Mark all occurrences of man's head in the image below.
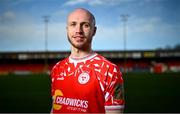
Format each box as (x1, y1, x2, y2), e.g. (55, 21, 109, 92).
(66, 8, 96, 51)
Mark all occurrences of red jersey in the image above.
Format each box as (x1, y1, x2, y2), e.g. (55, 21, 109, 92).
(51, 53, 125, 113)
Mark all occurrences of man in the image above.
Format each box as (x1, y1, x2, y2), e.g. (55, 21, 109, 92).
(51, 8, 125, 113)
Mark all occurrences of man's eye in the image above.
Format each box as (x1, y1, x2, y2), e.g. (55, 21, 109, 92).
(83, 24, 90, 28)
(70, 23, 76, 26)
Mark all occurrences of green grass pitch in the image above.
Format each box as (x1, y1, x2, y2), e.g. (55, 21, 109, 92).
(0, 72, 180, 113)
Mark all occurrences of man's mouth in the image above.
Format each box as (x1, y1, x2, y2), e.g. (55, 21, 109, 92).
(73, 36, 85, 42)
(74, 35, 84, 38)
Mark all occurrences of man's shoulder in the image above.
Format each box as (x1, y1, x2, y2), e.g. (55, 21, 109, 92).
(95, 53, 117, 67)
(51, 57, 69, 77)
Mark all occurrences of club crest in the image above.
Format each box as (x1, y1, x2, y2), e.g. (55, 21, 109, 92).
(78, 72, 90, 84)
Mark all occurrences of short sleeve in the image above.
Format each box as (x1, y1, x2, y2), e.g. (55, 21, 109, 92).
(51, 62, 61, 97)
(104, 65, 125, 112)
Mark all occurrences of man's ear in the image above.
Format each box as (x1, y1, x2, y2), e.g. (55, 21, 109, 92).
(93, 26, 97, 36)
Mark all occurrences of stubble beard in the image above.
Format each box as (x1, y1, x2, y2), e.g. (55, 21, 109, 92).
(67, 35, 92, 51)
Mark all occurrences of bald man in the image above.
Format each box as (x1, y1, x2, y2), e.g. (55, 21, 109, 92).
(51, 8, 125, 113)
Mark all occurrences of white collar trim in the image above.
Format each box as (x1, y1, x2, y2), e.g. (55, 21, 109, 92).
(69, 53, 97, 64)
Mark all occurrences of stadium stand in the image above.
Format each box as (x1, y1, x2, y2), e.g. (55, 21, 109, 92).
(0, 50, 180, 74)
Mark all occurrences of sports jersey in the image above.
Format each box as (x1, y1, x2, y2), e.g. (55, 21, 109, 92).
(51, 53, 125, 113)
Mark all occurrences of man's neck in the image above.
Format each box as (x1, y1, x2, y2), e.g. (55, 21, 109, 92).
(70, 47, 93, 59)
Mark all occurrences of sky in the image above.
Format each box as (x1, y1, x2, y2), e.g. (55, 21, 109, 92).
(0, 0, 180, 52)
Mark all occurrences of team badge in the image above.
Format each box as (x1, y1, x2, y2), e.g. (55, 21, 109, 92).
(78, 72, 90, 84)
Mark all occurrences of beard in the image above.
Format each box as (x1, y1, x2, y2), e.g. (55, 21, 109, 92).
(67, 34, 92, 50)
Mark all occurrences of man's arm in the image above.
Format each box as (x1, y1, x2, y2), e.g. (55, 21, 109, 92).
(104, 65, 125, 113)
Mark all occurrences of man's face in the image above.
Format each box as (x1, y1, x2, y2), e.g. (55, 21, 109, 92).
(66, 9, 96, 50)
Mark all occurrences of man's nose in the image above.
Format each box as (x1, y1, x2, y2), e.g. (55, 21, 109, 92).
(75, 25, 83, 33)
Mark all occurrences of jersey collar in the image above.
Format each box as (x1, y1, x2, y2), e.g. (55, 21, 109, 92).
(69, 52, 97, 64)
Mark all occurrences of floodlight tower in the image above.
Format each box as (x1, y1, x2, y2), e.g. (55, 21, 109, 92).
(121, 14, 129, 76)
(42, 15, 50, 73)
